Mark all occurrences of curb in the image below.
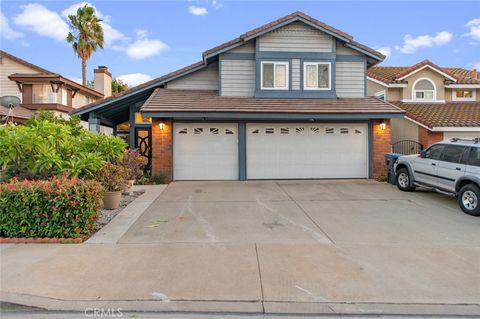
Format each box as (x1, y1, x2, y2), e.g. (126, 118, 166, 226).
(0, 237, 83, 244)
(1, 291, 480, 316)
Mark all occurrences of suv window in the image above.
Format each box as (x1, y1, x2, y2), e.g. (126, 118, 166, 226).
(425, 144, 446, 160)
(468, 147, 480, 167)
(441, 145, 468, 164)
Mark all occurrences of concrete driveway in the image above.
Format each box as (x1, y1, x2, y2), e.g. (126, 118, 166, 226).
(2, 180, 480, 316)
(120, 180, 479, 246)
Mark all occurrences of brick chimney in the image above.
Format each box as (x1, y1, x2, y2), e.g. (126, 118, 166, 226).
(94, 66, 112, 98)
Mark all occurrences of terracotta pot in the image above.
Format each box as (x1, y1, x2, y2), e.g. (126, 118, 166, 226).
(102, 191, 122, 210)
(122, 179, 135, 193)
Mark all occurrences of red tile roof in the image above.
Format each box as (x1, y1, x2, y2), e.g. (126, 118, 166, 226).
(141, 89, 404, 115)
(391, 101, 480, 128)
(369, 60, 480, 85)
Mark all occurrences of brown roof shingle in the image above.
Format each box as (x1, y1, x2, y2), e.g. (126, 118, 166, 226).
(141, 89, 404, 115)
(391, 101, 480, 128)
(368, 60, 480, 85)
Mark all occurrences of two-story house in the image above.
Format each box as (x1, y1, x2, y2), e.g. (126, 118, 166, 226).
(0, 50, 111, 123)
(368, 60, 480, 152)
(73, 12, 404, 181)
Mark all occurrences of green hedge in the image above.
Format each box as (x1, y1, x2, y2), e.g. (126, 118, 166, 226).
(0, 176, 104, 238)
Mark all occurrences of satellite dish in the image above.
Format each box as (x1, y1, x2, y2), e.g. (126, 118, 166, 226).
(0, 96, 21, 109)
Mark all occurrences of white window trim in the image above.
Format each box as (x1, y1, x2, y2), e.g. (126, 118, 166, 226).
(412, 77, 437, 102)
(260, 61, 289, 90)
(374, 90, 387, 101)
(452, 89, 476, 101)
(303, 62, 331, 91)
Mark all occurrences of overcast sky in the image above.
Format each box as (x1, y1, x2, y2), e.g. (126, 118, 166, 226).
(1, 0, 479, 87)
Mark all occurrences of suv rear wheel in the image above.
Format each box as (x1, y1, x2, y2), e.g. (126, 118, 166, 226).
(396, 168, 416, 192)
(458, 184, 480, 216)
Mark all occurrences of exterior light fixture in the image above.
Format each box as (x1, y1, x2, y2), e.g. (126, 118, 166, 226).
(379, 120, 386, 130)
(159, 121, 165, 130)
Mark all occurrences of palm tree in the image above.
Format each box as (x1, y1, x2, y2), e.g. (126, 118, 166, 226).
(67, 5, 104, 86)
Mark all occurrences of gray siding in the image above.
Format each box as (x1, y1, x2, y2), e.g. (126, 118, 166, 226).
(230, 41, 255, 53)
(336, 42, 362, 55)
(258, 22, 332, 52)
(291, 59, 301, 90)
(220, 60, 255, 97)
(167, 62, 218, 90)
(336, 61, 365, 98)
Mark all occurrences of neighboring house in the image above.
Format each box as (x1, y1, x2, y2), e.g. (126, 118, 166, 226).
(73, 11, 404, 181)
(0, 50, 111, 124)
(368, 60, 480, 151)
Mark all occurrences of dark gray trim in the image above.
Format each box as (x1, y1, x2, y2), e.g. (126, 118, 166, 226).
(238, 122, 247, 181)
(220, 53, 255, 60)
(368, 121, 373, 178)
(129, 105, 136, 148)
(336, 55, 366, 62)
(255, 90, 336, 99)
(88, 117, 100, 132)
(141, 111, 404, 120)
(257, 51, 335, 59)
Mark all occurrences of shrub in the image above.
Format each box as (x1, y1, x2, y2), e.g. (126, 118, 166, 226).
(0, 176, 104, 238)
(95, 163, 127, 192)
(136, 171, 167, 185)
(121, 149, 148, 181)
(0, 111, 127, 180)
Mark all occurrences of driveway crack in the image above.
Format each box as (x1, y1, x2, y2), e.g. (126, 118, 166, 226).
(276, 182, 336, 245)
(254, 243, 265, 313)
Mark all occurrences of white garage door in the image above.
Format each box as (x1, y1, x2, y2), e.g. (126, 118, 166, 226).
(173, 123, 238, 180)
(247, 123, 368, 179)
(444, 132, 480, 140)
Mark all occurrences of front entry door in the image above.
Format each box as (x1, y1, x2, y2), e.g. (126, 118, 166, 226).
(135, 127, 152, 170)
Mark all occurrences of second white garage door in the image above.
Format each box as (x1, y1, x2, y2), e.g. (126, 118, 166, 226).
(247, 123, 368, 179)
(173, 123, 238, 180)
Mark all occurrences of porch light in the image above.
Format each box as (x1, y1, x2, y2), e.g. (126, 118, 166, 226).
(159, 121, 165, 130)
(379, 120, 386, 130)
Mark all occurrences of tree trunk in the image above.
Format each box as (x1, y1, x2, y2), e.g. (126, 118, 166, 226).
(82, 58, 87, 86)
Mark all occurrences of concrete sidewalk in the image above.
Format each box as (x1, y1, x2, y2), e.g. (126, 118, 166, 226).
(1, 181, 480, 316)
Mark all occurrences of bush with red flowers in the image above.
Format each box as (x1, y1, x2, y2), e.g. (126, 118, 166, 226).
(0, 175, 104, 238)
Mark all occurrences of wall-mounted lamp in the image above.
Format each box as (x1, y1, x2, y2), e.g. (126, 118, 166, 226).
(379, 120, 386, 131)
(159, 121, 165, 130)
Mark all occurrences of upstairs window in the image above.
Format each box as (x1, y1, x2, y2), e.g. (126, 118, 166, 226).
(303, 62, 330, 90)
(413, 78, 436, 101)
(32, 84, 57, 104)
(374, 90, 386, 101)
(261, 61, 288, 90)
(453, 89, 475, 101)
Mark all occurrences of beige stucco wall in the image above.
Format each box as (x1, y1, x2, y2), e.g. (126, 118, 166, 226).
(367, 80, 402, 101)
(0, 56, 41, 101)
(72, 92, 97, 109)
(391, 117, 419, 144)
(402, 68, 446, 101)
(445, 88, 480, 102)
(366, 80, 386, 97)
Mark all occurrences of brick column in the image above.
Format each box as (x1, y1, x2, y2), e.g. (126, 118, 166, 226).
(372, 119, 391, 179)
(151, 118, 173, 182)
(418, 126, 443, 149)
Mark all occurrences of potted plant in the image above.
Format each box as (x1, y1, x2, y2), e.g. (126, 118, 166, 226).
(121, 149, 148, 192)
(95, 163, 127, 209)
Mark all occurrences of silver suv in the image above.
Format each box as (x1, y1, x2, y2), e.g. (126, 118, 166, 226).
(394, 138, 480, 216)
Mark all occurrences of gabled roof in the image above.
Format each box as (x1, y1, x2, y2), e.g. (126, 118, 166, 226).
(0, 50, 55, 75)
(73, 11, 385, 117)
(203, 11, 384, 61)
(368, 60, 480, 85)
(1, 50, 103, 97)
(392, 101, 480, 129)
(141, 89, 404, 116)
